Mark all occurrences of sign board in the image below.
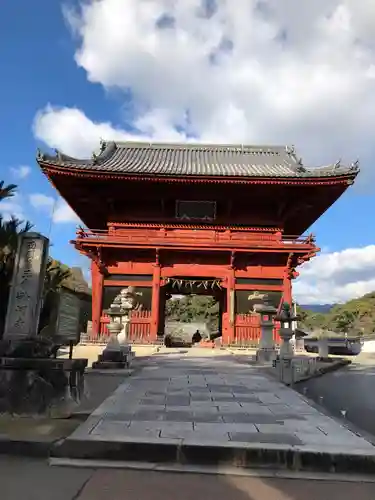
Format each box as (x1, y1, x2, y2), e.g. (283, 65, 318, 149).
(54, 289, 82, 345)
(4, 233, 49, 340)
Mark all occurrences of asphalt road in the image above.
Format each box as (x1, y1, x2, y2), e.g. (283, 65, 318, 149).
(297, 352, 375, 440)
(3, 457, 375, 500)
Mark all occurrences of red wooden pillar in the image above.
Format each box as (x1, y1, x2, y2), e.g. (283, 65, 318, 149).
(91, 261, 104, 338)
(150, 264, 161, 341)
(223, 268, 235, 345)
(283, 272, 292, 306)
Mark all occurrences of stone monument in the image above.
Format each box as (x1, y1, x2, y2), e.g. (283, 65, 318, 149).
(92, 287, 137, 369)
(0, 233, 87, 416)
(3, 232, 49, 340)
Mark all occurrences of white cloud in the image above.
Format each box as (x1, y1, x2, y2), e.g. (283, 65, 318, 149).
(33, 105, 132, 158)
(33, 0, 375, 180)
(294, 245, 375, 304)
(29, 193, 55, 210)
(10, 165, 31, 179)
(29, 193, 80, 224)
(53, 199, 81, 224)
(0, 193, 25, 221)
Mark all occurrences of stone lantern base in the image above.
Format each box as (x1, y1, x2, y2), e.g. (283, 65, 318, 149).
(92, 346, 133, 370)
(92, 323, 134, 370)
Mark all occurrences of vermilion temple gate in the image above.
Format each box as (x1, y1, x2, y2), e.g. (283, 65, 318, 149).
(36, 141, 359, 345)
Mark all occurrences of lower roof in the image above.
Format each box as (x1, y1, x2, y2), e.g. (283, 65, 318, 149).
(37, 141, 360, 180)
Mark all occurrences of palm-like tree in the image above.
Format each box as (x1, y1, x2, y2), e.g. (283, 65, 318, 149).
(0, 181, 17, 201)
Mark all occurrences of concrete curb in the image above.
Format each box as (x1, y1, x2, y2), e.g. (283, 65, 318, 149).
(293, 359, 351, 384)
(50, 437, 375, 475)
(0, 437, 56, 458)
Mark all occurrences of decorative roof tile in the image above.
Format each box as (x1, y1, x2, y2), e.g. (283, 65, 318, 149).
(37, 141, 360, 179)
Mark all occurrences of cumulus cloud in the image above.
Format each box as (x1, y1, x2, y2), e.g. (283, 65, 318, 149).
(10, 165, 31, 179)
(29, 192, 80, 224)
(29, 193, 55, 210)
(34, 0, 375, 172)
(0, 193, 25, 221)
(294, 246, 375, 304)
(53, 199, 81, 224)
(35, 1, 372, 171)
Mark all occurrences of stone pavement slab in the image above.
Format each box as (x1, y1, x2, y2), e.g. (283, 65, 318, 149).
(52, 351, 375, 473)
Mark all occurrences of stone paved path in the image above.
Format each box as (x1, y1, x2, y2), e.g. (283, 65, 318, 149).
(54, 350, 375, 471)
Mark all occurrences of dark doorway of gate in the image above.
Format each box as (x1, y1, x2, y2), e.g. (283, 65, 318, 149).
(161, 277, 224, 347)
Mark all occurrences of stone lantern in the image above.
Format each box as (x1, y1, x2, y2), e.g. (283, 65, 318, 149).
(253, 295, 278, 363)
(92, 287, 137, 369)
(275, 302, 298, 359)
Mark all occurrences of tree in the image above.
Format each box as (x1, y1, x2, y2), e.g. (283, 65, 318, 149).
(165, 295, 219, 331)
(0, 181, 17, 202)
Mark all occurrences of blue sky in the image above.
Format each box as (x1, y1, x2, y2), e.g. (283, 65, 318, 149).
(1, 1, 374, 302)
(1, 0, 119, 271)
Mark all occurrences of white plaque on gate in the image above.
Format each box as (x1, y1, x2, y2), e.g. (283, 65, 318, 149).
(4, 232, 49, 340)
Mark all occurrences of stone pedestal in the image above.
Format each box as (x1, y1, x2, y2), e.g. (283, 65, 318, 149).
(273, 303, 299, 385)
(318, 337, 329, 358)
(254, 303, 277, 364)
(0, 357, 87, 417)
(275, 327, 295, 384)
(92, 320, 133, 369)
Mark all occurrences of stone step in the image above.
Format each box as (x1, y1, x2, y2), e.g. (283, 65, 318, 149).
(91, 361, 129, 369)
(50, 435, 375, 475)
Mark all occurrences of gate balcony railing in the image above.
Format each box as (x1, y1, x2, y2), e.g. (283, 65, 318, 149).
(74, 225, 316, 250)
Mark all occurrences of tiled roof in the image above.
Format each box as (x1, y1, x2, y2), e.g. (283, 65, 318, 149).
(37, 141, 360, 178)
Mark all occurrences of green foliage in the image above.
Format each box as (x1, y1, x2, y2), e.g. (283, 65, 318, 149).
(166, 295, 219, 330)
(299, 292, 375, 336)
(0, 181, 17, 201)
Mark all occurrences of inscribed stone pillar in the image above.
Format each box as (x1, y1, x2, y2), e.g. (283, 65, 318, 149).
(4, 232, 49, 341)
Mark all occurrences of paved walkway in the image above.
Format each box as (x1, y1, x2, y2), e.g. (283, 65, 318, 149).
(53, 350, 375, 472)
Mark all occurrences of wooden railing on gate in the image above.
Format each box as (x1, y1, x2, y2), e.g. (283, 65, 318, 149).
(234, 314, 281, 346)
(98, 310, 152, 343)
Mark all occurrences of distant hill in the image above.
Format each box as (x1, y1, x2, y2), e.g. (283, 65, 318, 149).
(298, 291, 375, 336)
(300, 304, 333, 314)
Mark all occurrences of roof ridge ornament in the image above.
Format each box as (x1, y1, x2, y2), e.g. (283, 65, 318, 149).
(285, 145, 296, 155)
(333, 159, 341, 169)
(36, 148, 44, 161)
(99, 138, 107, 153)
(54, 149, 63, 164)
(350, 159, 360, 171)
